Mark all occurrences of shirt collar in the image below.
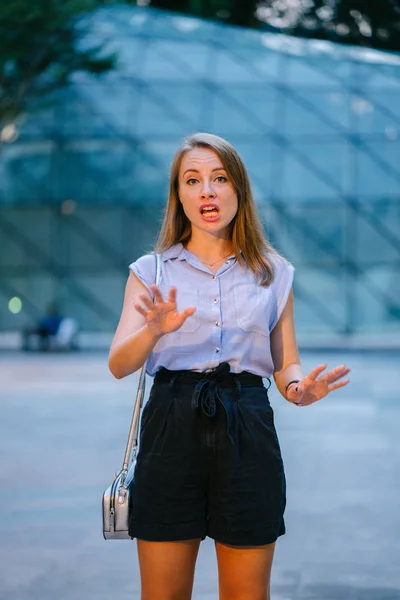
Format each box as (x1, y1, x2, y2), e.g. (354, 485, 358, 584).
(161, 242, 242, 262)
(161, 243, 186, 261)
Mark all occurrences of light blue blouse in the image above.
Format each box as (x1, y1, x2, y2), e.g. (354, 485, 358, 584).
(129, 243, 294, 378)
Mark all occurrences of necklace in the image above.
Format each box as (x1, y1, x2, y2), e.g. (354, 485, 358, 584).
(201, 251, 234, 267)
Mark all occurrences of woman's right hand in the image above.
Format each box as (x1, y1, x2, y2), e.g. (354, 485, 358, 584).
(134, 284, 196, 338)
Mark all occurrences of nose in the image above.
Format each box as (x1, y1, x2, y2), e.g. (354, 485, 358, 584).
(201, 179, 215, 198)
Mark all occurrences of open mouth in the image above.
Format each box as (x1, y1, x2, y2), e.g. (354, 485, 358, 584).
(200, 204, 219, 218)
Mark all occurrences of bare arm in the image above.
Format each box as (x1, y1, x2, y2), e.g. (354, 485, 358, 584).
(108, 272, 162, 379)
(109, 272, 196, 380)
(271, 288, 351, 406)
(271, 289, 304, 400)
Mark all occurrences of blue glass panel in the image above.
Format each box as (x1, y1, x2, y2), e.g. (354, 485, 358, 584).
(356, 64, 400, 90)
(61, 88, 113, 139)
(18, 107, 57, 140)
(356, 142, 400, 195)
(293, 266, 348, 333)
(152, 13, 215, 43)
(137, 83, 200, 135)
(353, 267, 400, 331)
(263, 202, 346, 259)
(0, 208, 54, 266)
(360, 200, 400, 242)
(281, 142, 349, 200)
(285, 56, 343, 87)
(151, 41, 210, 78)
(106, 7, 153, 36)
(134, 141, 175, 202)
(214, 47, 262, 84)
(213, 86, 276, 133)
(303, 55, 352, 83)
(210, 89, 274, 135)
(228, 138, 277, 200)
(75, 82, 141, 138)
(144, 39, 207, 80)
(351, 93, 400, 135)
(238, 48, 281, 81)
(283, 89, 351, 135)
(47, 143, 134, 203)
(108, 36, 146, 77)
(354, 209, 400, 264)
(2, 147, 53, 204)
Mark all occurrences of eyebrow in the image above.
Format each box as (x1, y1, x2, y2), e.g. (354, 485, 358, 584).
(182, 167, 227, 177)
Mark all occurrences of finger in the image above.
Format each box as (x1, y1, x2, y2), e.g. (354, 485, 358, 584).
(183, 306, 196, 317)
(177, 307, 196, 323)
(321, 367, 351, 385)
(307, 364, 327, 381)
(167, 287, 177, 304)
(327, 379, 350, 392)
(138, 294, 154, 310)
(328, 364, 350, 376)
(330, 369, 350, 383)
(133, 303, 148, 317)
(150, 284, 164, 304)
(172, 307, 196, 328)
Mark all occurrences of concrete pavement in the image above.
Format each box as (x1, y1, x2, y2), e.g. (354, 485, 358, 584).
(1, 351, 399, 600)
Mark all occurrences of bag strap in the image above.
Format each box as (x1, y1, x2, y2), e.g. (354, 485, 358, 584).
(120, 253, 162, 475)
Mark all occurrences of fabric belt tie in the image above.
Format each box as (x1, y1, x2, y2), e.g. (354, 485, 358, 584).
(191, 362, 238, 445)
(192, 361, 229, 410)
(155, 362, 267, 446)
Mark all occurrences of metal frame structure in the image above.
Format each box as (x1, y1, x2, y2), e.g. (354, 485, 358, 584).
(0, 6, 399, 337)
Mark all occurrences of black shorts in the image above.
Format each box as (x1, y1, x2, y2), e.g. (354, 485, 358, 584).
(128, 362, 286, 546)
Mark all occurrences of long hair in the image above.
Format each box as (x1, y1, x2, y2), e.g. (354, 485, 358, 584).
(155, 132, 283, 287)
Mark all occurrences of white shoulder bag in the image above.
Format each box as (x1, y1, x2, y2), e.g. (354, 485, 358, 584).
(102, 253, 161, 539)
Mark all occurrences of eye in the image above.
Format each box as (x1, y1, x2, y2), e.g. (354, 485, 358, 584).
(215, 175, 228, 183)
(186, 178, 198, 185)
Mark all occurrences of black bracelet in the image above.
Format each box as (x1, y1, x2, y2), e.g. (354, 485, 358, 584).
(285, 379, 300, 393)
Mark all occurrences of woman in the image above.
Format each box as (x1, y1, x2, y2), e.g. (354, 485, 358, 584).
(109, 132, 350, 600)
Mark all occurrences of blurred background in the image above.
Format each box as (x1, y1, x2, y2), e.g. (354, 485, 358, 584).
(1, 2, 400, 599)
(1, 0, 399, 347)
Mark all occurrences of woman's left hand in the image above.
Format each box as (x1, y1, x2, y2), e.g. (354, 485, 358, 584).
(286, 364, 351, 407)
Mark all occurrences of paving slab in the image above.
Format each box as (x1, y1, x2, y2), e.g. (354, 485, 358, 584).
(0, 351, 399, 600)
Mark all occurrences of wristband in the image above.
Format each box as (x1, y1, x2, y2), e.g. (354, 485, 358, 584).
(285, 379, 300, 393)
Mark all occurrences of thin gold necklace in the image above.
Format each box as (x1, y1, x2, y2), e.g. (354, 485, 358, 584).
(201, 251, 234, 267)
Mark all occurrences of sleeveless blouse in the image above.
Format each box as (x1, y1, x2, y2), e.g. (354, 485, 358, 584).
(129, 243, 294, 378)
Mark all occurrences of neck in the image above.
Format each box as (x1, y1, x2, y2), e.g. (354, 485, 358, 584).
(185, 233, 234, 264)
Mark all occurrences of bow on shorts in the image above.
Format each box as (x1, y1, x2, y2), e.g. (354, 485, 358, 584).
(190, 362, 243, 445)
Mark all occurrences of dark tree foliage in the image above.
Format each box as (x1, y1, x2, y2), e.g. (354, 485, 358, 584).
(0, 0, 116, 127)
(149, 0, 258, 24)
(270, 0, 400, 52)
(145, 0, 400, 52)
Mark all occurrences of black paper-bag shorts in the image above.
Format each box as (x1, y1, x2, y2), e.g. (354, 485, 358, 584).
(128, 362, 286, 546)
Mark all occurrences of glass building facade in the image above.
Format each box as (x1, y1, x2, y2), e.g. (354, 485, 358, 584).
(0, 5, 399, 340)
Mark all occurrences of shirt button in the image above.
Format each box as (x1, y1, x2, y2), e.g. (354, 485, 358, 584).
(212, 275, 217, 280)
(215, 348, 220, 353)
(215, 321, 220, 327)
(213, 298, 219, 304)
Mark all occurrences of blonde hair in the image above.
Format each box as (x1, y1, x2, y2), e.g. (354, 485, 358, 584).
(155, 132, 282, 287)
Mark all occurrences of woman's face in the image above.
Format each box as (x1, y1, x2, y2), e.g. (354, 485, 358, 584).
(178, 147, 238, 238)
